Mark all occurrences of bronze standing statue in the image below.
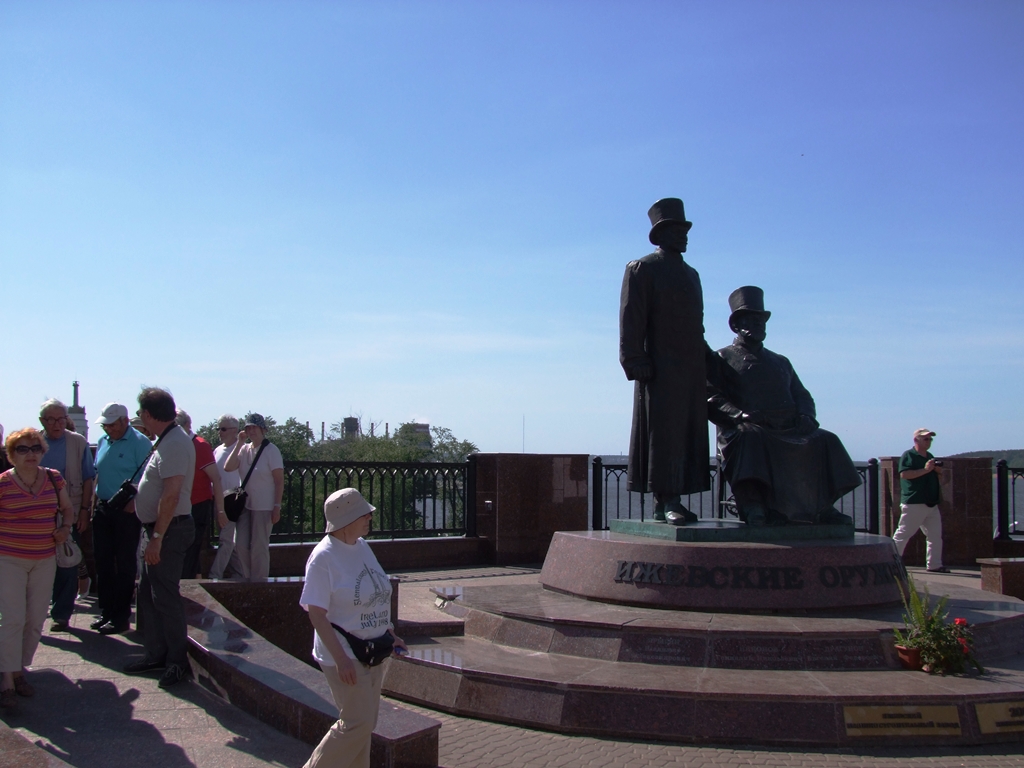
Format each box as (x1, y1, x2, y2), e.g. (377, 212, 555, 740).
(619, 199, 710, 525)
(708, 286, 861, 526)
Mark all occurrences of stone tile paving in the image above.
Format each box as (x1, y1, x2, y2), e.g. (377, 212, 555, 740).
(390, 564, 1024, 768)
(394, 697, 1024, 768)
(1, 593, 310, 768)
(5, 567, 1022, 768)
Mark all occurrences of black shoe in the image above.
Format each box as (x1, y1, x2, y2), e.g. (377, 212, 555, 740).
(124, 658, 165, 674)
(158, 663, 192, 688)
(665, 502, 698, 526)
(742, 503, 768, 527)
(927, 566, 951, 573)
(50, 620, 70, 632)
(818, 508, 853, 526)
(90, 617, 111, 631)
(98, 622, 130, 635)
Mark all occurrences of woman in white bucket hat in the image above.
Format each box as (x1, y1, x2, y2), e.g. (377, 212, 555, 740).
(299, 488, 407, 768)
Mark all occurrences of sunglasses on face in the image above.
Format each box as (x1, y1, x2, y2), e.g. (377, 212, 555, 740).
(219, 426, 238, 432)
(14, 445, 46, 455)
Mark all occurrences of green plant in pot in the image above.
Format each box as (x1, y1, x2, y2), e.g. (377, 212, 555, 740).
(893, 575, 985, 675)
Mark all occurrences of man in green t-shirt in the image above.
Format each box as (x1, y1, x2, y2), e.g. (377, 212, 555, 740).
(893, 428, 948, 572)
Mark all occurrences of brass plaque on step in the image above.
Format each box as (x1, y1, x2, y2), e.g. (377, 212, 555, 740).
(976, 702, 1024, 734)
(843, 705, 961, 737)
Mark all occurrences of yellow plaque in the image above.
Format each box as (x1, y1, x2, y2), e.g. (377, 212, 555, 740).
(844, 705, 961, 737)
(976, 702, 1024, 734)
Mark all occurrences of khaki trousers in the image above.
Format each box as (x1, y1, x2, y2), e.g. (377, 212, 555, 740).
(893, 503, 944, 570)
(235, 508, 273, 581)
(304, 661, 383, 768)
(0, 555, 57, 673)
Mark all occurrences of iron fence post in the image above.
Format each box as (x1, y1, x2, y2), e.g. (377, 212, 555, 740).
(592, 456, 603, 531)
(466, 454, 478, 538)
(996, 459, 1010, 540)
(867, 458, 879, 535)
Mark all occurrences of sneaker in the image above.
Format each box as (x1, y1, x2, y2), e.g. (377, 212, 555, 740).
(158, 663, 192, 689)
(124, 658, 165, 674)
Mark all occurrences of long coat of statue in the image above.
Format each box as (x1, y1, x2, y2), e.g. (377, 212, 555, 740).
(619, 249, 710, 496)
(708, 340, 862, 522)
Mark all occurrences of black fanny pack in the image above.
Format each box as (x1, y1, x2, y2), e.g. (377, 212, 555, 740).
(330, 622, 394, 667)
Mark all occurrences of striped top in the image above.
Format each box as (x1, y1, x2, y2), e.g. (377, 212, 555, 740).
(0, 468, 63, 559)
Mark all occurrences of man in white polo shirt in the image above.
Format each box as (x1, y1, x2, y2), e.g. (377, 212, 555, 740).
(209, 414, 243, 580)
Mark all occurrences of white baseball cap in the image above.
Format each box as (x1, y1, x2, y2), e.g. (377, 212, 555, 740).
(325, 488, 376, 533)
(95, 403, 129, 425)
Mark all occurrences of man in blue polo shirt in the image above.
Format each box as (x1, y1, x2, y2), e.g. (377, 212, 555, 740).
(92, 403, 153, 634)
(39, 398, 96, 631)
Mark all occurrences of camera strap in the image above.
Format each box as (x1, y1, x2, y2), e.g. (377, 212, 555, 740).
(238, 440, 269, 491)
(127, 422, 178, 484)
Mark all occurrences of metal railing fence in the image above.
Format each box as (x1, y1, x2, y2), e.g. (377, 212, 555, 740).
(995, 460, 1024, 539)
(267, 460, 474, 543)
(592, 457, 880, 533)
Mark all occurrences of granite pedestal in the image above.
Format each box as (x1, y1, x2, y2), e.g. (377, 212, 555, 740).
(540, 529, 907, 611)
(382, 577, 1024, 747)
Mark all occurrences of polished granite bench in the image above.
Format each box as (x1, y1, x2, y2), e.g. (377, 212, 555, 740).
(978, 557, 1024, 600)
(182, 581, 440, 768)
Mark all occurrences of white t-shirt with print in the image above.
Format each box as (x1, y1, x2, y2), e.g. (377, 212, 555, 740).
(236, 441, 284, 510)
(300, 535, 393, 665)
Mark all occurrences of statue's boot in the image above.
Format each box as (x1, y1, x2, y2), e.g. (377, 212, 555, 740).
(766, 508, 789, 527)
(652, 501, 667, 523)
(741, 502, 769, 527)
(817, 507, 853, 526)
(665, 500, 698, 526)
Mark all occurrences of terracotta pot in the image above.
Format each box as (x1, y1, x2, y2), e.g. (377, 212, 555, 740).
(895, 645, 923, 670)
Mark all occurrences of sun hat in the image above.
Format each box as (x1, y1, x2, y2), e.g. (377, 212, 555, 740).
(325, 488, 376, 533)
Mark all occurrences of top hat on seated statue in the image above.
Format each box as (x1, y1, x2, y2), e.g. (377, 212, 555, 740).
(728, 286, 771, 329)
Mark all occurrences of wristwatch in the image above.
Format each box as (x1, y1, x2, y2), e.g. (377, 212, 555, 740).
(151, 531, 162, 540)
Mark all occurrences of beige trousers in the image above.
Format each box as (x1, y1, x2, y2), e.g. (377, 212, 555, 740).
(0, 555, 57, 672)
(234, 508, 273, 581)
(304, 661, 383, 768)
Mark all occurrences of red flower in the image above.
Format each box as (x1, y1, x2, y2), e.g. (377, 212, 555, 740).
(954, 618, 968, 626)
(958, 638, 970, 654)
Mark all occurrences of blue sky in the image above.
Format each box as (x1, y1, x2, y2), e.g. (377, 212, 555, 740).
(2, 1, 1022, 460)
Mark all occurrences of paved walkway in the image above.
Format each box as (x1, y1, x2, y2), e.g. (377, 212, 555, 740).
(3, 593, 310, 768)
(3, 567, 1023, 768)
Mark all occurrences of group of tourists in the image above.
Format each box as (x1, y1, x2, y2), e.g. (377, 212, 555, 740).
(0, 389, 286, 713)
(1, 388, 397, 768)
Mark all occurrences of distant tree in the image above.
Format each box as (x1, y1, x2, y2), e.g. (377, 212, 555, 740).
(196, 420, 220, 448)
(197, 415, 315, 461)
(428, 426, 478, 462)
(266, 417, 316, 462)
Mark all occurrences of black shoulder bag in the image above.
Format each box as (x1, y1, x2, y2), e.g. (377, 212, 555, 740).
(224, 439, 268, 522)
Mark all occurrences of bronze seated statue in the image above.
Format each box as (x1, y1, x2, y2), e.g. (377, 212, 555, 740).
(708, 286, 862, 527)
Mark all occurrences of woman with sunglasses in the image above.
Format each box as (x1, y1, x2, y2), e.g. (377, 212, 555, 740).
(0, 428, 73, 713)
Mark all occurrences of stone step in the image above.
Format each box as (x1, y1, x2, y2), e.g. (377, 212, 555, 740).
(383, 633, 1024, 747)
(433, 582, 1024, 671)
